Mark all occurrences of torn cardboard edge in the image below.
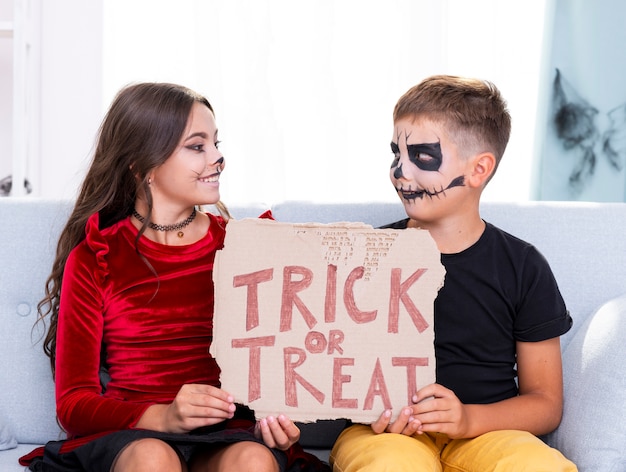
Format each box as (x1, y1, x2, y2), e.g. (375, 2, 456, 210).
(211, 218, 445, 423)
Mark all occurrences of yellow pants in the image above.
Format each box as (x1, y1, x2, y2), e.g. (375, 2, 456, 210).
(330, 425, 577, 472)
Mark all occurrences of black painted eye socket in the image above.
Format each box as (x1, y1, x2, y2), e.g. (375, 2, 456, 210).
(391, 155, 400, 169)
(407, 143, 442, 172)
(411, 152, 440, 171)
(390, 142, 401, 169)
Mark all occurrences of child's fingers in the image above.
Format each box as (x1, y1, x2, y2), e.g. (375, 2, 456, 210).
(370, 409, 393, 434)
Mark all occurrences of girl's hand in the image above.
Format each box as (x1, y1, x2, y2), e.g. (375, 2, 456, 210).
(139, 384, 236, 433)
(255, 414, 301, 450)
(409, 383, 469, 439)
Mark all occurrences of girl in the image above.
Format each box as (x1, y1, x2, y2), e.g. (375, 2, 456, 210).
(22, 83, 326, 472)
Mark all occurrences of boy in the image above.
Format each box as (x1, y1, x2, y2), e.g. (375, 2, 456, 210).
(329, 76, 577, 471)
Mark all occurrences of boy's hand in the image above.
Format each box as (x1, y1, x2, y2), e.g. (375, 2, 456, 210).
(370, 407, 421, 436)
(255, 414, 300, 450)
(370, 383, 469, 438)
(409, 383, 469, 439)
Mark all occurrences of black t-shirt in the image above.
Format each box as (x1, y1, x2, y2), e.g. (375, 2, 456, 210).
(380, 219, 573, 404)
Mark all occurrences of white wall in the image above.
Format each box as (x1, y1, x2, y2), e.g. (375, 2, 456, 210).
(102, 0, 547, 206)
(5, 1, 548, 204)
(1, 0, 103, 198)
(38, 0, 103, 199)
(0, 0, 14, 183)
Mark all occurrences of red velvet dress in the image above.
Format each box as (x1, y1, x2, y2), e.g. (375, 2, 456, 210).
(56, 212, 225, 437)
(21, 212, 327, 471)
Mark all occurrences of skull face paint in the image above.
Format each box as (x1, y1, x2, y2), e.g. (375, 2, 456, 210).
(391, 141, 443, 173)
(390, 127, 465, 201)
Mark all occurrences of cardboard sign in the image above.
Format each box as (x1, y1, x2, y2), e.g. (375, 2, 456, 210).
(211, 218, 445, 423)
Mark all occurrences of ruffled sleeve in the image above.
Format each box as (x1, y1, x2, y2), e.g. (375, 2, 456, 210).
(84, 212, 110, 285)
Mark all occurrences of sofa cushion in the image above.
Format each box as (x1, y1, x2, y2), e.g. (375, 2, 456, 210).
(0, 412, 17, 451)
(0, 443, 43, 471)
(0, 198, 70, 444)
(546, 293, 626, 470)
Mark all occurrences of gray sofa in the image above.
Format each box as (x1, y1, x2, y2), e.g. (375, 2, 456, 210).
(1, 198, 625, 471)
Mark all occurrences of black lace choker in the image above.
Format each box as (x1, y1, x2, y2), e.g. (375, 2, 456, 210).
(132, 208, 197, 238)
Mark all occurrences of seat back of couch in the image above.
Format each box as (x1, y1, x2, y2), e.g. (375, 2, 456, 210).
(2, 197, 626, 447)
(0, 198, 72, 444)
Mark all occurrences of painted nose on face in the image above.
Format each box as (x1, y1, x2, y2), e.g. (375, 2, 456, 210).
(392, 151, 413, 180)
(210, 157, 225, 174)
(393, 162, 404, 180)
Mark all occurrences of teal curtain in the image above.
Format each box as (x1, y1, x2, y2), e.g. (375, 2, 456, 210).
(537, 0, 626, 202)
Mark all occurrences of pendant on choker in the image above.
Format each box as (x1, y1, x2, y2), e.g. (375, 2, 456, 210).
(132, 208, 197, 238)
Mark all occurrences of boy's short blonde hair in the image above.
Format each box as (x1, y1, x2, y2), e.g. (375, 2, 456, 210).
(394, 75, 511, 170)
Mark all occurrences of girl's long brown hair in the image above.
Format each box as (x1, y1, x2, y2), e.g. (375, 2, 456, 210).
(37, 83, 229, 375)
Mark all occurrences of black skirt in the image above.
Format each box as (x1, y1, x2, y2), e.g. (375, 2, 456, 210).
(26, 406, 329, 472)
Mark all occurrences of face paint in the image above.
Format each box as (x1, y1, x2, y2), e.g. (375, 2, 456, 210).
(214, 157, 225, 174)
(398, 175, 465, 201)
(390, 141, 443, 178)
(407, 142, 442, 171)
(390, 126, 465, 201)
(390, 142, 403, 178)
(390, 138, 442, 173)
